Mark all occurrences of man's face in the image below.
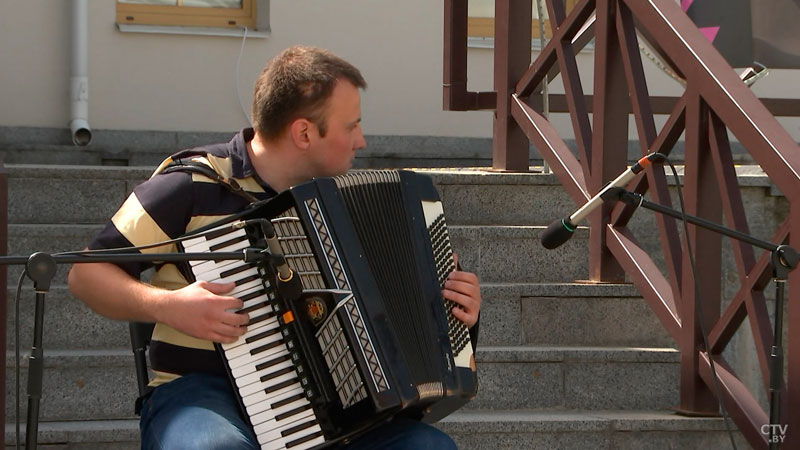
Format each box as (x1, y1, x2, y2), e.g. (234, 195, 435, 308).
(307, 80, 366, 177)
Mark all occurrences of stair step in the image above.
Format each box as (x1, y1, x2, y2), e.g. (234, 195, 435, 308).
(6, 165, 148, 225)
(3, 410, 746, 450)
(7, 286, 130, 351)
(480, 283, 674, 347)
(437, 409, 747, 449)
(8, 224, 590, 285)
(5, 350, 138, 422)
(4, 419, 139, 449)
(7, 282, 672, 352)
(471, 346, 679, 411)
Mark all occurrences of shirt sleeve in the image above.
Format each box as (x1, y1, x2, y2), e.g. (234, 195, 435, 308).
(88, 171, 194, 278)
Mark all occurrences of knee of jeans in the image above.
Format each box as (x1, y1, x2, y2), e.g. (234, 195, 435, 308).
(400, 422, 457, 450)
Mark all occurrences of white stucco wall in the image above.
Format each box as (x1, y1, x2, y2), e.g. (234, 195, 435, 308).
(0, 1, 798, 140)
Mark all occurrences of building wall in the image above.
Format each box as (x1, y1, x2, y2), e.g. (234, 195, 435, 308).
(0, 1, 798, 141)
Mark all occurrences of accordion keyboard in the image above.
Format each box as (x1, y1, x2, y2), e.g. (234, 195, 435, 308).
(182, 224, 326, 450)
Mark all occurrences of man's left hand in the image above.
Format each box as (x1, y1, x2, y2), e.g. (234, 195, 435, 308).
(443, 253, 481, 328)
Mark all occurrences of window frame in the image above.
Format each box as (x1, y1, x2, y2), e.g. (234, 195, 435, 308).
(467, 0, 578, 40)
(116, 0, 257, 29)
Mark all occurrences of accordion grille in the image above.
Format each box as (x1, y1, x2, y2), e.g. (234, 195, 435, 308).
(334, 171, 440, 384)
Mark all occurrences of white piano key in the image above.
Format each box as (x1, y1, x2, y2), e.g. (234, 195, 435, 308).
(221, 318, 276, 353)
(224, 321, 281, 360)
(230, 346, 289, 376)
(183, 227, 247, 252)
(244, 385, 304, 417)
(230, 277, 265, 295)
(249, 395, 310, 427)
(191, 239, 251, 273)
(288, 434, 326, 450)
(254, 409, 316, 444)
(242, 382, 300, 410)
(261, 421, 323, 450)
(195, 265, 259, 284)
(235, 358, 294, 393)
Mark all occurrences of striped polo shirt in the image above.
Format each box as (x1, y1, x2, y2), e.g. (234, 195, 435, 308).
(89, 128, 277, 387)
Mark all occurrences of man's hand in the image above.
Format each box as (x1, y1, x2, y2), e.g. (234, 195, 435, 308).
(158, 281, 249, 344)
(443, 254, 481, 327)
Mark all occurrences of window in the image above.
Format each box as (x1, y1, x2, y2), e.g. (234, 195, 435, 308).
(116, 0, 257, 29)
(468, 0, 578, 39)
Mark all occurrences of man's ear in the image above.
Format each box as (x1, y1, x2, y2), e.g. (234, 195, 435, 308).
(289, 118, 312, 149)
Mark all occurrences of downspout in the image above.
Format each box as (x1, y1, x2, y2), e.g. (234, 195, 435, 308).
(70, 0, 91, 146)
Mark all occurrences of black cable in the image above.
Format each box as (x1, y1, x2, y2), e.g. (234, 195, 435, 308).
(52, 219, 255, 257)
(662, 155, 738, 450)
(15, 268, 26, 450)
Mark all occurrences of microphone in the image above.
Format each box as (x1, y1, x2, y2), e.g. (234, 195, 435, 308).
(540, 153, 664, 249)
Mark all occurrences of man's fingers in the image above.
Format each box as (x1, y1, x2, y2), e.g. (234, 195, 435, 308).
(199, 280, 236, 295)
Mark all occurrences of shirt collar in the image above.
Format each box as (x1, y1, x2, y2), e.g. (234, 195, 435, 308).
(230, 127, 276, 195)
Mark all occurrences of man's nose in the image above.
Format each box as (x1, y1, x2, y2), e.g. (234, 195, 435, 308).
(354, 129, 366, 150)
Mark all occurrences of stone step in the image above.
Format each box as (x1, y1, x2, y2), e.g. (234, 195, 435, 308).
(479, 283, 674, 348)
(7, 224, 102, 286)
(471, 346, 679, 412)
(3, 410, 746, 450)
(7, 282, 673, 352)
(5, 350, 138, 422)
(438, 409, 747, 449)
(4, 419, 139, 450)
(6, 165, 148, 225)
(7, 223, 590, 285)
(7, 286, 130, 351)
(6, 345, 680, 422)
(5, 164, 781, 227)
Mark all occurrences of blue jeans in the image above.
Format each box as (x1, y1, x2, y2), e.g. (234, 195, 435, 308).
(139, 373, 456, 450)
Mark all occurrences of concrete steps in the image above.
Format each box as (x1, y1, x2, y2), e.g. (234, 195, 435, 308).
(3, 410, 749, 450)
(3, 164, 770, 448)
(439, 410, 748, 449)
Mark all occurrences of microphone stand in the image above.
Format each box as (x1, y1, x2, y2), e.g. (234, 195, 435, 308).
(2, 247, 288, 450)
(610, 187, 796, 449)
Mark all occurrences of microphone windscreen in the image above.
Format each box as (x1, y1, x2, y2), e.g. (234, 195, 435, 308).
(540, 219, 574, 249)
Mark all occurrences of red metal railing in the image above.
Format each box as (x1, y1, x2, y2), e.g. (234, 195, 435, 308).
(0, 162, 7, 430)
(444, 0, 800, 448)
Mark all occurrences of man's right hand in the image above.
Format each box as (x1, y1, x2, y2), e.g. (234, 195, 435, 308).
(68, 262, 250, 344)
(158, 281, 250, 344)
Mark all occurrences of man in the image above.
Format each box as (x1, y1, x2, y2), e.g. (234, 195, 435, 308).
(68, 45, 481, 450)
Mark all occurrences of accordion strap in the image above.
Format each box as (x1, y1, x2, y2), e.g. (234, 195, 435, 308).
(161, 158, 260, 204)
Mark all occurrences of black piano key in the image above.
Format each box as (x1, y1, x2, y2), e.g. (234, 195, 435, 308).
(220, 262, 255, 279)
(265, 377, 299, 394)
(246, 310, 277, 328)
(246, 324, 281, 345)
(260, 366, 295, 383)
(255, 354, 291, 372)
(287, 430, 324, 449)
(281, 419, 317, 437)
(275, 403, 313, 422)
(240, 289, 266, 302)
(209, 234, 248, 252)
(234, 273, 262, 286)
(240, 300, 270, 315)
(250, 338, 284, 356)
(271, 393, 305, 410)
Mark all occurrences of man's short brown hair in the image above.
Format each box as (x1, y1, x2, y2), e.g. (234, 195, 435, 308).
(252, 46, 367, 140)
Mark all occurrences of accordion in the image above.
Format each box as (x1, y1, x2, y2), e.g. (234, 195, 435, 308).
(178, 170, 477, 449)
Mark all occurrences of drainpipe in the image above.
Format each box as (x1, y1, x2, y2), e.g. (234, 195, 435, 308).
(70, 0, 91, 146)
